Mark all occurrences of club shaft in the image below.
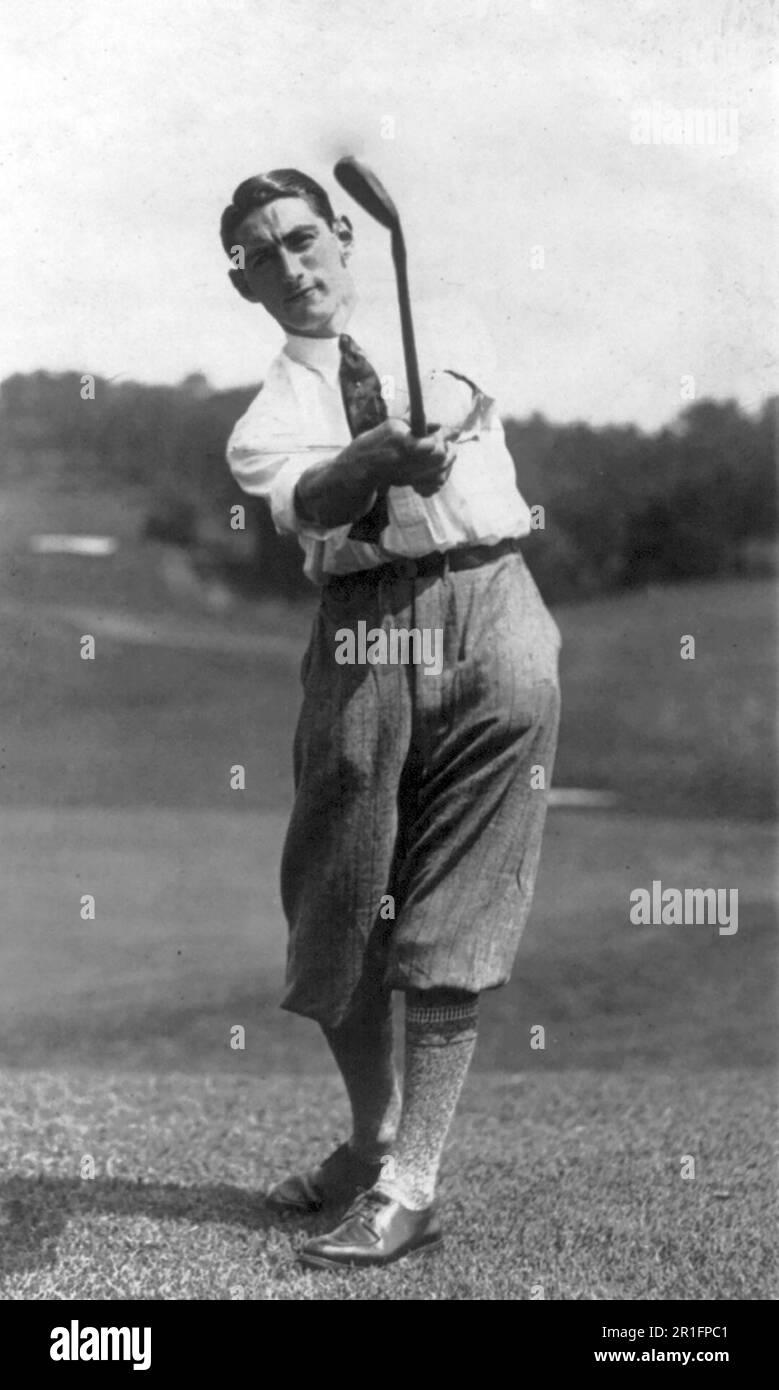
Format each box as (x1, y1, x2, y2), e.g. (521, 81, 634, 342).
(391, 229, 426, 437)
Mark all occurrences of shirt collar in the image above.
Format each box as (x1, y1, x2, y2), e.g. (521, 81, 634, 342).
(283, 311, 371, 387)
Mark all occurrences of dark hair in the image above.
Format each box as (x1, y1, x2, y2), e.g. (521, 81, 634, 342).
(220, 168, 336, 256)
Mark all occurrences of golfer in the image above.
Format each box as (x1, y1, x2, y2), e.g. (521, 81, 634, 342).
(222, 167, 561, 1268)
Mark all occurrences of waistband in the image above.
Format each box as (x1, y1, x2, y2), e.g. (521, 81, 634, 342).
(323, 536, 524, 591)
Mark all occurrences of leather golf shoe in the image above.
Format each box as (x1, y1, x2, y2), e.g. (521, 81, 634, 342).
(265, 1142, 389, 1216)
(298, 1187, 444, 1268)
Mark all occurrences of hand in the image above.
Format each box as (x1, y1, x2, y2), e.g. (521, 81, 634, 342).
(406, 425, 457, 498)
(294, 419, 456, 532)
(355, 419, 455, 497)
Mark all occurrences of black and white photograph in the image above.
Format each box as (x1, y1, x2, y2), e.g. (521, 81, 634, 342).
(1, 0, 776, 1329)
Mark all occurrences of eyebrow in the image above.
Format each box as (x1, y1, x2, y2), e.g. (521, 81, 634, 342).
(245, 223, 320, 251)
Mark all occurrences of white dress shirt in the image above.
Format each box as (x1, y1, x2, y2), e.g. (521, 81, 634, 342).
(226, 299, 532, 585)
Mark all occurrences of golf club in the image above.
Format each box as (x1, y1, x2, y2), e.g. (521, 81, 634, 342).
(333, 156, 427, 437)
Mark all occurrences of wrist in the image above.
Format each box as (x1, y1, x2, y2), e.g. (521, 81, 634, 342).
(341, 438, 387, 491)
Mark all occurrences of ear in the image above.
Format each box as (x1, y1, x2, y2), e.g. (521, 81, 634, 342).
(335, 214, 354, 260)
(228, 268, 260, 302)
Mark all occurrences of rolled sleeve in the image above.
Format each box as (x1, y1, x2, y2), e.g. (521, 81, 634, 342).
(269, 453, 354, 545)
(227, 431, 353, 544)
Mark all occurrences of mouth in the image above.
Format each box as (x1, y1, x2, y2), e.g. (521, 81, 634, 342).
(285, 286, 318, 305)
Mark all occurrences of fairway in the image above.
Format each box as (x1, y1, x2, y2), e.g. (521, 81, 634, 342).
(0, 805, 774, 1075)
(0, 524, 775, 1299)
(1, 508, 775, 823)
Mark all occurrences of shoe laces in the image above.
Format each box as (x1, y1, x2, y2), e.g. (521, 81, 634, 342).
(346, 1188, 392, 1229)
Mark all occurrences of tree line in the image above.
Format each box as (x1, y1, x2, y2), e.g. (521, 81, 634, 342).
(1, 370, 775, 602)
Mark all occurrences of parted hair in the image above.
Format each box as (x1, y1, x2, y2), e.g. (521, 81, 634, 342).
(219, 169, 336, 256)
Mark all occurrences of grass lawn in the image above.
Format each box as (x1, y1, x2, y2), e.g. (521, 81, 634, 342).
(0, 496, 775, 1299)
(0, 1068, 774, 1301)
(1, 496, 775, 823)
(0, 806, 774, 1075)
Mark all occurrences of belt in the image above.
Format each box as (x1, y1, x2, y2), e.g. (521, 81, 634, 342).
(324, 536, 523, 590)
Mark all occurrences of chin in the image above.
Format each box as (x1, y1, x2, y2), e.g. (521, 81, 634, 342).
(289, 307, 337, 336)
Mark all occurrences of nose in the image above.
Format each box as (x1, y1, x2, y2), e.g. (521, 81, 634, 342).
(278, 246, 304, 287)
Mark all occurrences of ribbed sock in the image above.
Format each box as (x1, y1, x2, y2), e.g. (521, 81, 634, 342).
(375, 988, 479, 1210)
(322, 990, 402, 1161)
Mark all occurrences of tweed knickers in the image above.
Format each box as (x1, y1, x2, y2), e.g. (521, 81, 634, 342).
(280, 547, 561, 1028)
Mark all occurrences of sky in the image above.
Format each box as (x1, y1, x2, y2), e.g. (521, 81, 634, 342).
(1, 0, 775, 428)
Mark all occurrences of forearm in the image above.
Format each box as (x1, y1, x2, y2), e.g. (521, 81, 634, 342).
(291, 418, 454, 529)
(293, 441, 381, 529)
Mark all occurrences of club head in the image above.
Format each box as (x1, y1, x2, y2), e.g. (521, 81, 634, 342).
(333, 156, 401, 232)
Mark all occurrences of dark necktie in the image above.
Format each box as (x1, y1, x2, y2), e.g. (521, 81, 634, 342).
(338, 333, 389, 544)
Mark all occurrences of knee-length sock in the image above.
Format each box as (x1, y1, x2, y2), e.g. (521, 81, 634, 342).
(322, 990, 402, 1162)
(375, 988, 479, 1210)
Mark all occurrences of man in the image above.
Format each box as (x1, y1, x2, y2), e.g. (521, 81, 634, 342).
(221, 167, 561, 1269)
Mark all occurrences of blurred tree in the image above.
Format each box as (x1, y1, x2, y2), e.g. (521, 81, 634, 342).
(1, 373, 774, 602)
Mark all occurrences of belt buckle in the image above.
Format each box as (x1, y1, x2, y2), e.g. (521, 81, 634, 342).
(395, 557, 418, 580)
(379, 552, 417, 580)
